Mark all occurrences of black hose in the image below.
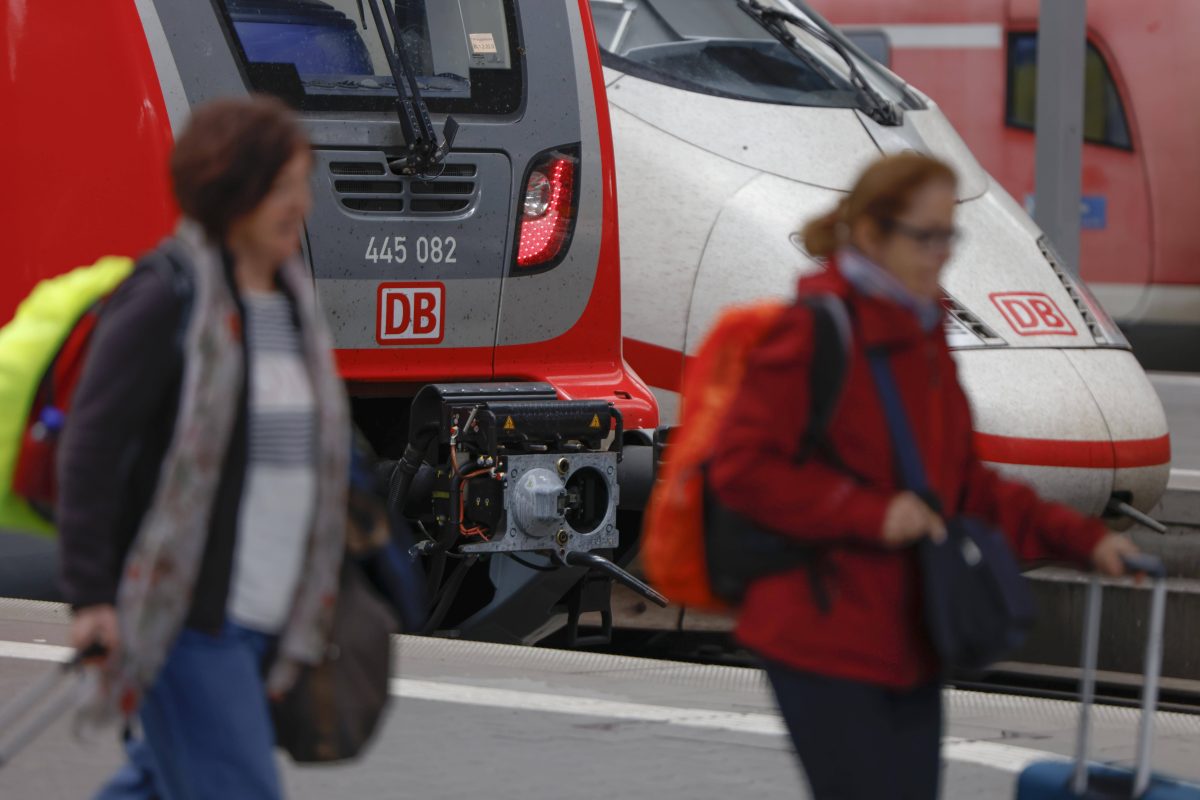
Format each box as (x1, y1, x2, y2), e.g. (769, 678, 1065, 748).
(425, 469, 458, 605)
(426, 459, 485, 598)
(609, 405, 625, 462)
(425, 550, 448, 606)
(422, 555, 477, 633)
(387, 425, 440, 602)
(387, 430, 437, 514)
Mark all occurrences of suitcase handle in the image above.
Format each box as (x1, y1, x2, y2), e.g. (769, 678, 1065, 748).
(1119, 553, 1167, 579)
(1072, 554, 1167, 797)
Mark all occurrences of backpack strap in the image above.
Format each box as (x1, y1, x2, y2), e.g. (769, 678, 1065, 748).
(793, 294, 852, 614)
(796, 293, 851, 461)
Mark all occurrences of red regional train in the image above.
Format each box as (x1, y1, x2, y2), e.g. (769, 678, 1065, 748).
(808, 0, 1200, 371)
(1, 0, 663, 644)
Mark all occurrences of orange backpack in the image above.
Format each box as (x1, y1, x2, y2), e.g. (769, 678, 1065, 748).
(641, 295, 848, 611)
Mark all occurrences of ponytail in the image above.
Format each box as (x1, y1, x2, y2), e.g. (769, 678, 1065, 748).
(801, 201, 847, 260)
(796, 154, 957, 261)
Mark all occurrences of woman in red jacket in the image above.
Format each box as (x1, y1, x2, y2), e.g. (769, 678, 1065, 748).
(708, 153, 1138, 799)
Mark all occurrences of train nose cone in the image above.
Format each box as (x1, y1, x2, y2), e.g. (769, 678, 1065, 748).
(953, 348, 1170, 520)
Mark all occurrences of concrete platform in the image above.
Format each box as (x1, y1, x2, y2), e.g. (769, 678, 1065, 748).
(1151, 373, 1199, 475)
(0, 599, 1198, 799)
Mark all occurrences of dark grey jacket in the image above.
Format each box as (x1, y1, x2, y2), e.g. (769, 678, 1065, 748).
(57, 249, 253, 633)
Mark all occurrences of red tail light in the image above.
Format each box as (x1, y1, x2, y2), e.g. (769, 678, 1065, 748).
(514, 148, 579, 271)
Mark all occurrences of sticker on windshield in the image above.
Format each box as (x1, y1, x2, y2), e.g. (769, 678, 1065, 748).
(469, 33, 497, 55)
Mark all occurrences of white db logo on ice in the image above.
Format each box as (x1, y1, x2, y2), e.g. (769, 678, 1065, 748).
(376, 282, 445, 345)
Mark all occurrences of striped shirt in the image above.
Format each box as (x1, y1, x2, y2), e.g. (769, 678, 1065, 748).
(227, 291, 317, 633)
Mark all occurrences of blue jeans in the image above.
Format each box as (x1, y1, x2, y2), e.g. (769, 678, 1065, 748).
(94, 622, 283, 800)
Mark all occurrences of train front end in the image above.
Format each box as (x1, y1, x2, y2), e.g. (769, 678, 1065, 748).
(595, 0, 1170, 523)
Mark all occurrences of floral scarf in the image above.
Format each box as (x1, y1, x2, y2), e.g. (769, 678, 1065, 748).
(82, 220, 349, 723)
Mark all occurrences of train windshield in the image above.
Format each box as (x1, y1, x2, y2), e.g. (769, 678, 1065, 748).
(590, 0, 919, 112)
(219, 0, 521, 115)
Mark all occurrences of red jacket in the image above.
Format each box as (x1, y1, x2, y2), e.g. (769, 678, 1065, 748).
(709, 260, 1106, 689)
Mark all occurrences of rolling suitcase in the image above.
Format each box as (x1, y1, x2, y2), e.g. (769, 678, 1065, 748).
(0, 645, 102, 768)
(1016, 554, 1200, 798)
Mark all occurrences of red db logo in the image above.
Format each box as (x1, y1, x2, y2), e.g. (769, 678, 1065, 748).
(376, 282, 445, 345)
(989, 292, 1077, 337)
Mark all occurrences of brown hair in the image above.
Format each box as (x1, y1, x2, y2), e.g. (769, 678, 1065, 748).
(170, 95, 310, 242)
(801, 153, 958, 259)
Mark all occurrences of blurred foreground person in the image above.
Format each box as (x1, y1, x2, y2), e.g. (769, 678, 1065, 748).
(708, 153, 1138, 799)
(57, 96, 350, 799)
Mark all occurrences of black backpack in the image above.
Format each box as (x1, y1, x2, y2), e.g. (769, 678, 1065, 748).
(703, 294, 851, 609)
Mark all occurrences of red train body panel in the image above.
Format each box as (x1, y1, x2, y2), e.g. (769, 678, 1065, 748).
(807, 0, 1200, 368)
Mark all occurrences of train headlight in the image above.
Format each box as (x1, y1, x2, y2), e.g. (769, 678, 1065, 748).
(1038, 236, 1130, 348)
(523, 171, 553, 218)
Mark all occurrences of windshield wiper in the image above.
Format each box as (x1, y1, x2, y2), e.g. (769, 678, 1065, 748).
(736, 0, 902, 126)
(361, 0, 459, 175)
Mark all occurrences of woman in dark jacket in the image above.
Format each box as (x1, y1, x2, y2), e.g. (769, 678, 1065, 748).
(59, 96, 350, 799)
(708, 153, 1139, 800)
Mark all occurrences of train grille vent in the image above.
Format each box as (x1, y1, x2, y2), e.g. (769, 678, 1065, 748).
(1038, 240, 1107, 343)
(942, 293, 1006, 346)
(328, 160, 479, 216)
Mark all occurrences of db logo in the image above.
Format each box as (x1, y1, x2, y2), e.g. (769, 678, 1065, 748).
(989, 292, 1077, 337)
(376, 282, 445, 345)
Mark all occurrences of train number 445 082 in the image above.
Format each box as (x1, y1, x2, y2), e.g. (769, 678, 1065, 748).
(364, 235, 457, 265)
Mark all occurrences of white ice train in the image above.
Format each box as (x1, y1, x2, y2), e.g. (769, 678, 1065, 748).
(589, 0, 1171, 522)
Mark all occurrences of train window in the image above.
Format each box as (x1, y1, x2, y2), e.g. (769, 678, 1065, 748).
(1006, 33, 1132, 150)
(218, 0, 522, 115)
(589, 0, 919, 111)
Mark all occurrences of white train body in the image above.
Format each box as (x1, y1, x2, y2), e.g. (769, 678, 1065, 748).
(593, 0, 1170, 518)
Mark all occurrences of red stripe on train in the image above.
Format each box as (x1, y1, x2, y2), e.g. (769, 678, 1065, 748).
(624, 337, 1171, 470)
(973, 432, 1171, 470)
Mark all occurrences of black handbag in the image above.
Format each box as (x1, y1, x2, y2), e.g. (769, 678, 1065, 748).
(867, 347, 1035, 671)
(271, 558, 398, 763)
(271, 435, 408, 763)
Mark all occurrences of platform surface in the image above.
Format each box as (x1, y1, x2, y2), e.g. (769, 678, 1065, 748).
(0, 599, 1198, 799)
(1151, 373, 1199, 476)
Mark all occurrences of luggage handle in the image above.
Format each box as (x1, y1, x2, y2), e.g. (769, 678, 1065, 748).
(1072, 554, 1167, 797)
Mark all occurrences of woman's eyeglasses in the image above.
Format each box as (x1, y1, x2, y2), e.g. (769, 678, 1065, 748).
(887, 220, 961, 249)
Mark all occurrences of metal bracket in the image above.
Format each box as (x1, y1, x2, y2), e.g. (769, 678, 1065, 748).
(556, 550, 668, 608)
(1106, 497, 1168, 534)
(562, 579, 615, 648)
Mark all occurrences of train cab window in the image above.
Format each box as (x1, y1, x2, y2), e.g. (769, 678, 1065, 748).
(1006, 33, 1132, 150)
(588, 0, 919, 112)
(218, 0, 522, 115)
